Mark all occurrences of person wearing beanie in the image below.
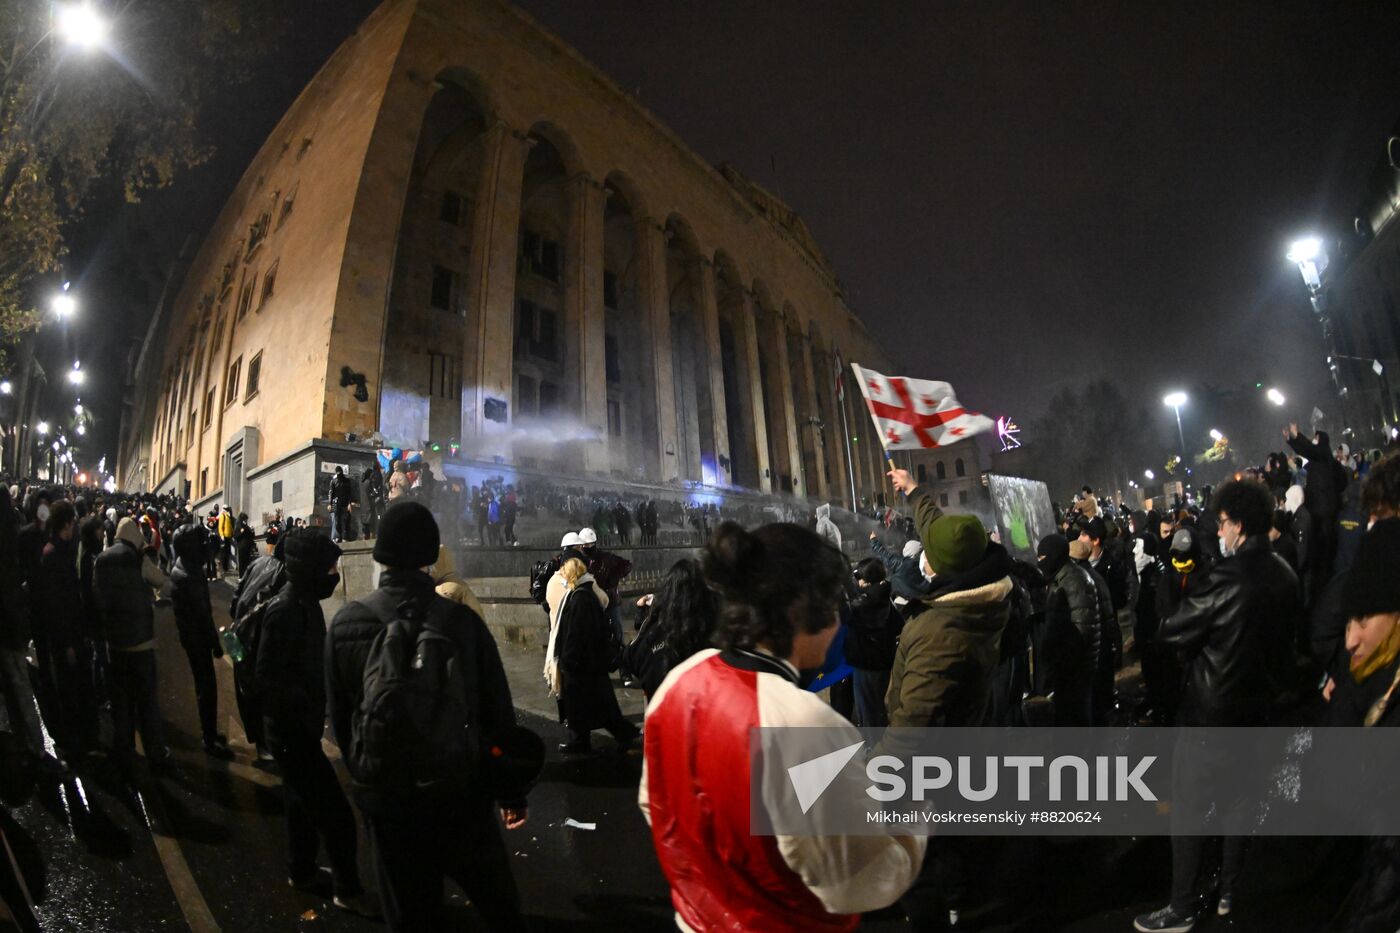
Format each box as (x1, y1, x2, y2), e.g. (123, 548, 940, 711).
(883, 467, 1013, 929)
(869, 532, 934, 610)
(326, 504, 529, 931)
(1035, 533, 1099, 727)
(255, 528, 376, 917)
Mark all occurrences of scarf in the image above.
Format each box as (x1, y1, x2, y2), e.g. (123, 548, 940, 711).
(543, 572, 596, 698)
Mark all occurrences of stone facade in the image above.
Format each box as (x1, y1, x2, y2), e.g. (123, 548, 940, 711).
(119, 0, 910, 518)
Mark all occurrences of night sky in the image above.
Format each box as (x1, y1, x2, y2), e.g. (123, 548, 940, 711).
(63, 0, 1400, 471)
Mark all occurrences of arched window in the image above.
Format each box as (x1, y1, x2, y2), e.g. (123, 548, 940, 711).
(936, 462, 947, 481)
(917, 464, 927, 484)
(955, 458, 966, 478)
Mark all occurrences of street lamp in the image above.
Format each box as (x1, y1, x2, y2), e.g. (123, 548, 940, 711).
(1267, 388, 1286, 407)
(1163, 392, 1187, 455)
(51, 291, 76, 319)
(35, 421, 48, 436)
(67, 361, 84, 386)
(0, 381, 10, 395)
(1209, 428, 1223, 442)
(56, 3, 110, 50)
(1144, 469, 1155, 481)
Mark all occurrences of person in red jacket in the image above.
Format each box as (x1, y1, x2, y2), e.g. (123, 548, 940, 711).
(640, 521, 924, 932)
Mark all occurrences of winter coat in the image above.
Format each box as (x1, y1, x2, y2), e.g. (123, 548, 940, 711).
(218, 510, 235, 541)
(1043, 559, 1102, 695)
(1077, 559, 1120, 672)
(256, 581, 329, 741)
(38, 537, 85, 649)
(885, 490, 1013, 728)
(170, 555, 219, 658)
(430, 545, 485, 620)
(585, 548, 632, 602)
(815, 503, 842, 551)
(870, 537, 933, 603)
(359, 468, 383, 506)
(555, 578, 617, 730)
(1157, 536, 1300, 726)
(640, 648, 925, 933)
(0, 500, 28, 653)
(1287, 433, 1347, 519)
(325, 569, 521, 813)
(845, 579, 902, 671)
(328, 473, 353, 507)
(93, 518, 169, 651)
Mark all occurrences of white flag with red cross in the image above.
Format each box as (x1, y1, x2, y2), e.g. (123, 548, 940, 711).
(851, 363, 995, 450)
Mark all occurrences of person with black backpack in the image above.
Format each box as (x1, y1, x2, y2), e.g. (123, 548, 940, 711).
(326, 500, 528, 932)
(255, 528, 378, 918)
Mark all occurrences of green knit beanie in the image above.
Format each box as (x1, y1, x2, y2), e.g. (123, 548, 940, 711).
(921, 513, 989, 575)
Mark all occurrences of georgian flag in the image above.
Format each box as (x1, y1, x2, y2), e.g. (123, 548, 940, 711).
(851, 363, 995, 450)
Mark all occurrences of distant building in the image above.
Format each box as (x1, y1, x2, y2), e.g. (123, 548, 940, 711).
(117, 0, 910, 521)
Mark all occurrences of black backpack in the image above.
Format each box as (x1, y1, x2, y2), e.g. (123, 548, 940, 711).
(529, 558, 556, 609)
(349, 592, 478, 791)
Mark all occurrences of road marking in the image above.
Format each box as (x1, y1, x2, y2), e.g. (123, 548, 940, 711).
(137, 787, 221, 933)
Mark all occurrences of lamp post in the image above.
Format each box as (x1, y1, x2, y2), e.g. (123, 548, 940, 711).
(1266, 387, 1286, 407)
(1163, 392, 1187, 458)
(1209, 428, 1223, 442)
(1287, 236, 1351, 433)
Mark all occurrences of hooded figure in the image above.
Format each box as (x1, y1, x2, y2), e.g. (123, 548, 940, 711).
(815, 503, 843, 550)
(170, 524, 230, 757)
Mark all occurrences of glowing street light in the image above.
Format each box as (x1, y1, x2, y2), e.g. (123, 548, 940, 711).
(1163, 392, 1187, 455)
(51, 291, 76, 318)
(1209, 428, 1223, 442)
(67, 361, 84, 386)
(1144, 469, 1155, 481)
(56, 3, 110, 50)
(76, 425, 86, 436)
(1266, 387, 1286, 407)
(35, 421, 49, 436)
(0, 381, 11, 395)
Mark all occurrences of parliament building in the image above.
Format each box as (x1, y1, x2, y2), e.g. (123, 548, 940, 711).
(117, 0, 971, 525)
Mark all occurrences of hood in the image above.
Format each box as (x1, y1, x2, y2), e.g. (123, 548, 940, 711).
(431, 545, 460, 585)
(1284, 485, 1304, 514)
(816, 503, 831, 520)
(931, 575, 1015, 608)
(105, 508, 117, 523)
(171, 523, 206, 561)
(115, 517, 145, 551)
(924, 541, 1014, 602)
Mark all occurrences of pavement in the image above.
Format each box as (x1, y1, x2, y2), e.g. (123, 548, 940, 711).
(0, 577, 1361, 932)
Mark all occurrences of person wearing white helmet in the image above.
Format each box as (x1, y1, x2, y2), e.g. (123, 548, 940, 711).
(577, 527, 632, 648)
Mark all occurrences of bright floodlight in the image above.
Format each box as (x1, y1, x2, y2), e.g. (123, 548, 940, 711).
(1145, 469, 1155, 480)
(67, 367, 84, 386)
(77, 425, 86, 436)
(1209, 429, 1223, 442)
(51, 292, 76, 318)
(1163, 392, 1187, 409)
(1286, 237, 1322, 264)
(0, 381, 10, 395)
(1266, 388, 1286, 406)
(36, 421, 49, 435)
(57, 3, 109, 49)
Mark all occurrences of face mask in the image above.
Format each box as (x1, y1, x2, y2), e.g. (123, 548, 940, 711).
(316, 572, 341, 601)
(1219, 542, 1237, 559)
(36, 504, 49, 524)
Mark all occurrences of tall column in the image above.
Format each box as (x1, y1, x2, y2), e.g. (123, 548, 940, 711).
(691, 257, 732, 486)
(770, 310, 805, 497)
(637, 219, 679, 482)
(794, 333, 829, 501)
(566, 173, 609, 473)
(737, 290, 773, 493)
(462, 123, 530, 444)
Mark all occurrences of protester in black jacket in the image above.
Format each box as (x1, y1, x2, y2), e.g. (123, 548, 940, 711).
(0, 484, 45, 767)
(1136, 480, 1301, 933)
(37, 501, 97, 759)
(94, 517, 171, 771)
(846, 559, 901, 727)
(326, 501, 527, 932)
(1286, 424, 1349, 598)
(623, 558, 717, 700)
(170, 525, 230, 758)
(255, 528, 375, 917)
(869, 533, 934, 610)
(1035, 534, 1099, 727)
(228, 526, 285, 762)
(1071, 538, 1118, 726)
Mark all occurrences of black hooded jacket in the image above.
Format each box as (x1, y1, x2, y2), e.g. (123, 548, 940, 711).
(846, 578, 902, 671)
(170, 525, 219, 655)
(1286, 431, 1347, 519)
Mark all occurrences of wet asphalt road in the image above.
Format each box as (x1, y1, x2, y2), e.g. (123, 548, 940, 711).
(3, 580, 1362, 932)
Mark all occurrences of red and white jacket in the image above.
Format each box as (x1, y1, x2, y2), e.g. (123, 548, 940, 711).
(640, 648, 924, 932)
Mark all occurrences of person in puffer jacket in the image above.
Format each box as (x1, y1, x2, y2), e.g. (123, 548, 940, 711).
(641, 520, 924, 933)
(1035, 534, 1099, 727)
(93, 517, 171, 771)
(169, 523, 231, 758)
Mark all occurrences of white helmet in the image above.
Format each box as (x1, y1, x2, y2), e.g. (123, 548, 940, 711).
(578, 527, 598, 545)
(561, 532, 583, 548)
